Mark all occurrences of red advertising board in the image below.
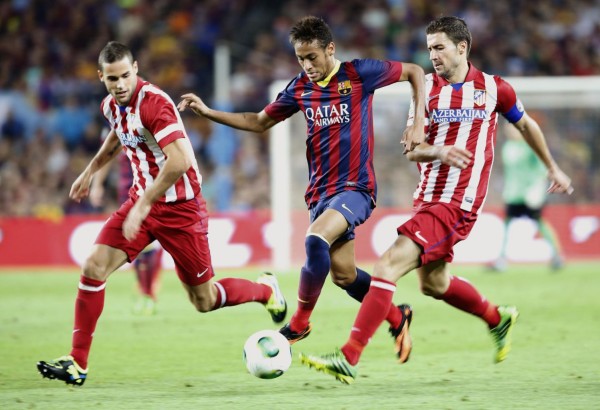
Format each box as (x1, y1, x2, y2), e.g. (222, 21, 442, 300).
(0, 205, 598, 268)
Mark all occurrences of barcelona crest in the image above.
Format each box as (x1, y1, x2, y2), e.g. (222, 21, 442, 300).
(338, 80, 352, 96)
(474, 89, 486, 106)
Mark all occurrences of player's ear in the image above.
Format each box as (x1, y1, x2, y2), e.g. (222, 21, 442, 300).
(327, 42, 335, 56)
(97, 70, 103, 82)
(132, 61, 139, 74)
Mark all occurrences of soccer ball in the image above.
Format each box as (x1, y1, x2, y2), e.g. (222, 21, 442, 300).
(243, 329, 292, 379)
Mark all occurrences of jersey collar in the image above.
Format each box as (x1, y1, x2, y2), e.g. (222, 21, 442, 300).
(316, 59, 341, 87)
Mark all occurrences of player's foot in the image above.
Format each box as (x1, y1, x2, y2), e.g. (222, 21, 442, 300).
(490, 305, 519, 363)
(37, 355, 87, 386)
(299, 348, 357, 385)
(133, 295, 156, 315)
(279, 322, 312, 344)
(257, 272, 287, 324)
(550, 255, 564, 271)
(487, 257, 507, 272)
(389, 304, 413, 363)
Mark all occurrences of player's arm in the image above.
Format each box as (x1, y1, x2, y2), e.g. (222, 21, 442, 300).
(70, 129, 121, 202)
(122, 138, 191, 240)
(89, 156, 116, 208)
(399, 63, 426, 153)
(177, 93, 278, 132)
(512, 113, 573, 194)
(406, 141, 472, 169)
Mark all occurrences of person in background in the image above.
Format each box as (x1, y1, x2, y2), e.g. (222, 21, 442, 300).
(299, 16, 573, 384)
(489, 123, 564, 272)
(37, 41, 287, 386)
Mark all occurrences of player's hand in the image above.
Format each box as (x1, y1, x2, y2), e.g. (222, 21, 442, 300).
(89, 185, 104, 208)
(401, 124, 425, 154)
(177, 93, 209, 116)
(123, 199, 151, 241)
(547, 167, 574, 195)
(437, 146, 473, 169)
(69, 171, 92, 203)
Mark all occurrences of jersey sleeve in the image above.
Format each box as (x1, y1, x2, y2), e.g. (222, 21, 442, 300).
(495, 76, 525, 123)
(264, 78, 300, 122)
(140, 93, 186, 149)
(352, 59, 403, 92)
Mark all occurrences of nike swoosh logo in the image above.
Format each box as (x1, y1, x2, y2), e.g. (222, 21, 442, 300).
(341, 203, 354, 214)
(301, 90, 314, 96)
(415, 231, 428, 243)
(197, 268, 209, 278)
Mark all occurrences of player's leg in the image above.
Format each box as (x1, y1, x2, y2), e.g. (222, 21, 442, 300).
(37, 199, 149, 386)
(536, 216, 563, 270)
(300, 234, 420, 383)
(329, 240, 413, 361)
(37, 244, 129, 385)
(282, 208, 347, 340)
(132, 244, 162, 314)
(156, 197, 286, 322)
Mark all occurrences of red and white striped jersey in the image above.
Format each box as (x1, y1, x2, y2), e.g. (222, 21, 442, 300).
(101, 79, 202, 203)
(407, 64, 524, 214)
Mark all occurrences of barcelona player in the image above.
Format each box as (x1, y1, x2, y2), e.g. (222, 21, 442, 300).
(37, 41, 287, 386)
(300, 16, 573, 384)
(178, 15, 425, 361)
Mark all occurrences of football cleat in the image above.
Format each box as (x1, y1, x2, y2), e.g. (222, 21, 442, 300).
(299, 348, 357, 385)
(490, 305, 519, 363)
(37, 355, 87, 386)
(279, 322, 312, 344)
(257, 272, 287, 324)
(389, 304, 413, 363)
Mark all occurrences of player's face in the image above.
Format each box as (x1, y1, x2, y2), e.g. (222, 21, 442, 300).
(98, 57, 139, 106)
(427, 32, 467, 82)
(294, 40, 336, 82)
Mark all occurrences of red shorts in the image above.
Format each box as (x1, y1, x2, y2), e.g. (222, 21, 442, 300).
(96, 196, 215, 286)
(397, 201, 478, 266)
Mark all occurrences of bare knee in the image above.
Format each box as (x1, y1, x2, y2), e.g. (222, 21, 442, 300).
(419, 281, 445, 298)
(330, 270, 356, 288)
(82, 255, 110, 281)
(187, 283, 217, 313)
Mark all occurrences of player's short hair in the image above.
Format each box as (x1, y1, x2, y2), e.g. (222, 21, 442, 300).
(289, 16, 333, 49)
(426, 16, 472, 56)
(98, 41, 134, 70)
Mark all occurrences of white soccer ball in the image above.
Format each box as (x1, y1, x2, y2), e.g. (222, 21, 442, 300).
(243, 329, 292, 379)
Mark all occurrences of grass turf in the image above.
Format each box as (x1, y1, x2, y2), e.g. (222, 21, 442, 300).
(1, 262, 599, 409)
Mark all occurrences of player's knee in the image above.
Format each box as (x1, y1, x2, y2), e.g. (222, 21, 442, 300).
(330, 270, 355, 288)
(191, 297, 215, 313)
(419, 281, 444, 298)
(82, 256, 110, 281)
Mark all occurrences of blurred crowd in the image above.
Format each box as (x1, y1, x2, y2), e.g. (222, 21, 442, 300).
(1, 0, 599, 217)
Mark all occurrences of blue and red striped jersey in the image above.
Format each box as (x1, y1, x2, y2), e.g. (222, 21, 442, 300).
(265, 59, 402, 207)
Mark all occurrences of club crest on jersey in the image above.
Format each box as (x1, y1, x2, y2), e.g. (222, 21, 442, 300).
(338, 80, 352, 95)
(474, 89, 486, 106)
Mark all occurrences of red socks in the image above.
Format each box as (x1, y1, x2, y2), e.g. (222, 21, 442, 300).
(439, 276, 500, 327)
(213, 278, 271, 309)
(70, 275, 106, 369)
(341, 278, 396, 365)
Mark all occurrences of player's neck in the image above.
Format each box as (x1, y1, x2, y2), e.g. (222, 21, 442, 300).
(447, 62, 469, 84)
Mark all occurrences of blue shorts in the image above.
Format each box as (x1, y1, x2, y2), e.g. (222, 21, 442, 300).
(309, 190, 374, 242)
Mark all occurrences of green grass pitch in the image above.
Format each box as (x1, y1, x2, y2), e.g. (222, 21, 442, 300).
(1, 262, 599, 409)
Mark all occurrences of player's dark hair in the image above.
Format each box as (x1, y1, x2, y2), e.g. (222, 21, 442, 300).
(426, 16, 472, 56)
(289, 16, 333, 49)
(98, 41, 134, 69)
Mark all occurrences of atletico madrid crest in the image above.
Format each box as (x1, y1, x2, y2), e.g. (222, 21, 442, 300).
(338, 80, 352, 95)
(474, 89, 486, 106)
